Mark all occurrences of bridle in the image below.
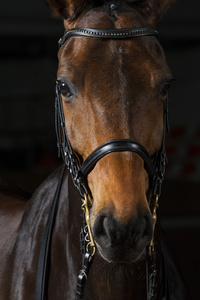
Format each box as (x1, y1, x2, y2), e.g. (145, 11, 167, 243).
(35, 27, 168, 300)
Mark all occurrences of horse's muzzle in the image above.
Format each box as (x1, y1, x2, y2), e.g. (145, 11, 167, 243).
(93, 208, 153, 263)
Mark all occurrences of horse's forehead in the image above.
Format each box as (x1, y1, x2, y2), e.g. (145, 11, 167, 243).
(60, 10, 166, 72)
(59, 8, 171, 94)
(59, 36, 168, 90)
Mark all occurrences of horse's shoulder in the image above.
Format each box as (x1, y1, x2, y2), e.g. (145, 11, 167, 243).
(0, 166, 70, 272)
(0, 179, 31, 254)
(0, 166, 69, 256)
(21, 165, 70, 222)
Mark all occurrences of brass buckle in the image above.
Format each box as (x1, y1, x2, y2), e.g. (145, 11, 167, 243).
(81, 194, 96, 256)
(149, 194, 159, 256)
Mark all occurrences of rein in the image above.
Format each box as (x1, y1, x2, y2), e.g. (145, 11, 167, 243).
(35, 26, 168, 300)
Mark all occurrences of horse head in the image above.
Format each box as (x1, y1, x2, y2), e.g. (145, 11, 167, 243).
(48, 0, 174, 264)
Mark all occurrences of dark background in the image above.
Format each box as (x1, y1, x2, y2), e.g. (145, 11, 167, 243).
(0, 0, 200, 298)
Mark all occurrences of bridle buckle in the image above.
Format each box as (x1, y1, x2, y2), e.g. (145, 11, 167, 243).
(81, 194, 96, 257)
(149, 194, 159, 256)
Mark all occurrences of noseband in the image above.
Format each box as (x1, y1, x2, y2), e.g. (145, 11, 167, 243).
(36, 27, 168, 300)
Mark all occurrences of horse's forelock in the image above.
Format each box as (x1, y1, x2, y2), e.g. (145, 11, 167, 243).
(48, 0, 175, 23)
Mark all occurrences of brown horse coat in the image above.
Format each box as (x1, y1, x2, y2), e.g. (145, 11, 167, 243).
(0, 0, 192, 299)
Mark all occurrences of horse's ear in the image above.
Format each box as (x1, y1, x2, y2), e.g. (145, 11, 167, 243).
(130, 0, 175, 26)
(47, 0, 89, 20)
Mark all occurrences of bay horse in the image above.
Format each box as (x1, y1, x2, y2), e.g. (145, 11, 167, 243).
(0, 0, 191, 299)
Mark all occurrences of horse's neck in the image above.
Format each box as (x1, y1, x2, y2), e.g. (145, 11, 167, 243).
(48, 168, 84, 298)
(0, 167, 191, 300)
(0, 167, 150, 299)
(0, 167, 80, 299)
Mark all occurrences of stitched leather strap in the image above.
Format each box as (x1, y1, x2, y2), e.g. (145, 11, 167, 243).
(58, 27, 158, 47)
(80, 139, 154, 178)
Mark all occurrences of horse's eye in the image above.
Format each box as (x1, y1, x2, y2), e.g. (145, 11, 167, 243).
(160, 81, 171, 97)
(58, 81, 73, 98)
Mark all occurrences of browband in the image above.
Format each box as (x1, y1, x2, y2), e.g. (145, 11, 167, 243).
(80, 139, 154, 178)
(58, 27, 158, 47)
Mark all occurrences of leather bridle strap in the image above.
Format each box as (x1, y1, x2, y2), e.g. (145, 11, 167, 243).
(58, 27, 158, 47)
(35, 163, 66, 300)
(80, 139, 154, 178)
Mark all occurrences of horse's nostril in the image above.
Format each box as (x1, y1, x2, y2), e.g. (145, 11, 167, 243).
(102, 217, 113, 243)
(93, 213, 113, 247)
(133, 213, 153, 247)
